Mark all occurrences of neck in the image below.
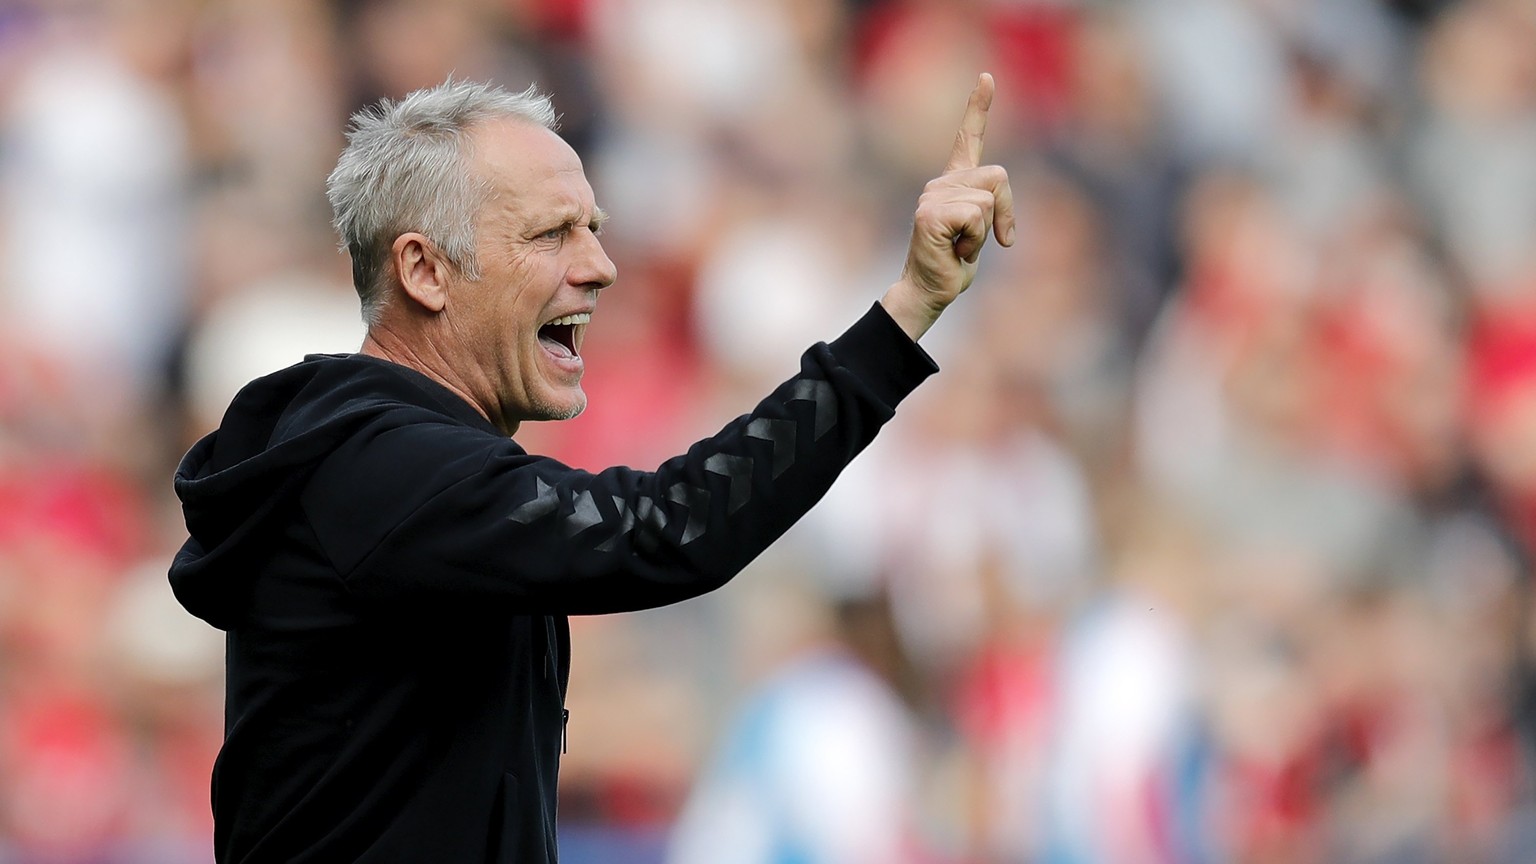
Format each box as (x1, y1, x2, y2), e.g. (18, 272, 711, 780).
(359, 325, 519, 437)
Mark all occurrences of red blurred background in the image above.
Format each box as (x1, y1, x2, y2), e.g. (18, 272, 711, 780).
(1, 0, 1535, 862)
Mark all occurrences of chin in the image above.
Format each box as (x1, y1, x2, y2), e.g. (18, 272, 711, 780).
(537, 391, 587, 421)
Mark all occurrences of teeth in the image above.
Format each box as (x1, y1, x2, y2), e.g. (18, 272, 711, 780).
(546, 313, 591, 326)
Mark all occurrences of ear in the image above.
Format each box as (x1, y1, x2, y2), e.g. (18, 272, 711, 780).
(390, 233, 453, 313)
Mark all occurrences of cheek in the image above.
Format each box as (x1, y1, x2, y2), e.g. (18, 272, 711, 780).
(487, 250, 552, 316)
(467, 259, 523, 324)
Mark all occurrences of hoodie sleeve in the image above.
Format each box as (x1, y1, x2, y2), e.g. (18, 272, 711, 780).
(302, 303, 936, 615)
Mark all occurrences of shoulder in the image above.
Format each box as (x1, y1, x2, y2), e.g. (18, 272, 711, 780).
(284, 355, 522, 520)
(268, 354, 500, 442)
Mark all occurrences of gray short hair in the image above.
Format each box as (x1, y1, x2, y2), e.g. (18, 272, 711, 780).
(326, 79, 559, 324)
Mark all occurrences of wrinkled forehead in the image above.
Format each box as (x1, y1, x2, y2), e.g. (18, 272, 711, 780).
(468, 118, 596, 212)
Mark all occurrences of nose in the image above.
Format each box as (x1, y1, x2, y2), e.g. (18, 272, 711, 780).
(573, 232, 617, 291)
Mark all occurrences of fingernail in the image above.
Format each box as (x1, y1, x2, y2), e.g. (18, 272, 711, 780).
(1007, 225, 1016, 245)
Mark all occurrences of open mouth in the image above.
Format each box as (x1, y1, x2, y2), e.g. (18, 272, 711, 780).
(538, 312, 590, 360)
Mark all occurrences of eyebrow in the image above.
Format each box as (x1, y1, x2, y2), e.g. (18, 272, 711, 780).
(589, 207, 609, 230)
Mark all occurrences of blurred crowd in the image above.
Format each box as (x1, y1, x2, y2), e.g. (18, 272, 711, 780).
(2, 0, 1535, 861)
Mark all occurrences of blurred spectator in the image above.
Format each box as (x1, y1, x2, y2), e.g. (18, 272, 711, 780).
(181, 271, 362, 434)
(667, 588, 927, 864)
(1047, 8, 1188, 356)
(1129, 0, 1290, 165)
(0, 1, 192, 427)
(1408, 0, 1536, 300)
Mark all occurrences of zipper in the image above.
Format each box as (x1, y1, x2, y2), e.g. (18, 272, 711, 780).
(543, 615, 556, 680)
(562, 708, 570, 754)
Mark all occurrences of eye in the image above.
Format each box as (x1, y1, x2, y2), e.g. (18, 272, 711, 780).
(539, 223, 571, 242)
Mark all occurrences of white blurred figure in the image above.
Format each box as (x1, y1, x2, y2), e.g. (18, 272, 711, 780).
(1408, 0, 1536, 301)
(589, 0, 857, 270)
(694, 201, 874, 392)
(183, 272, 364, 432)
(1039, 594, 1197, 864)
(588, 0, 797, 263)
(668, 591, 925, 864)
(592, 0, 797, 127)
(0, 3, 191, 414)
(1129, 0, 1291, 165)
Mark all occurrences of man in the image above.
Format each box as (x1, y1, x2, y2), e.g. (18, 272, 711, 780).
(170, 75, 1014, 863)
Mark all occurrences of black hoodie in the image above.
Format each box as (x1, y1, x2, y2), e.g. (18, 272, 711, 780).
(170, 303, 936, 863)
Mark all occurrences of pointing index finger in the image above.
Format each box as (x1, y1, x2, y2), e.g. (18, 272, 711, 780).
(945, 72, 994, 173)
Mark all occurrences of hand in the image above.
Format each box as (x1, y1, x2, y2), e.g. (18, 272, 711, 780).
(881, 73, 1016, 341)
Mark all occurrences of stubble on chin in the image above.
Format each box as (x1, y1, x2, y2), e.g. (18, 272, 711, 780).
(530, 390, 586, 422)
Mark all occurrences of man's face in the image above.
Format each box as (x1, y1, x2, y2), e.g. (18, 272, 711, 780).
(446, 118, 616, 431)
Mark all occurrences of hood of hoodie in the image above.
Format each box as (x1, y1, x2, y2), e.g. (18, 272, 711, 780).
(170, 354, 494, 630)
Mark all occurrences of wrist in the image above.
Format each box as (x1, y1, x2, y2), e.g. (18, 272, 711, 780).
(878, 280, 946, 342)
